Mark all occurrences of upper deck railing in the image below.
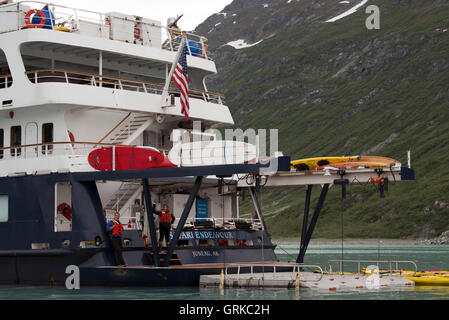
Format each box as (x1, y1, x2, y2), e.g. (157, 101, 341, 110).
(24, 68, 224, 104)
(0, 1, 210, 59)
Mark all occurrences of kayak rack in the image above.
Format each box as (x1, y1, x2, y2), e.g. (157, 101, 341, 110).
(237, 166, 415, 264)
(327, 259, 418, 275)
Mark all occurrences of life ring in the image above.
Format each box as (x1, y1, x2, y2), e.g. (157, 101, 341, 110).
(67, 130, 75, 147)
(57, 202, 72, 221)
(25, 9, 46, 29)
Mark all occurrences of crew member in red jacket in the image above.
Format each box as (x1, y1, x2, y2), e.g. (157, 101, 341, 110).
(106, 212, 127, 267)
(153, 203, 176, 249)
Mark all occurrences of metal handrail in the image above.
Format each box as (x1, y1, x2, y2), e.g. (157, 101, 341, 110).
(24, 69, 224, 104)
(0, 141, 127, 162)
(2, 1, 211, 59)
(328, 259, 418, 275)
(95, 112, 132, 146)
(224, 263, 324, 282)
(181, 217, 262, 230)
(0, 140, 129, 151)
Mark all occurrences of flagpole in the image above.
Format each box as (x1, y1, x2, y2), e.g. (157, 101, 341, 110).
(161, 35, 187, 107)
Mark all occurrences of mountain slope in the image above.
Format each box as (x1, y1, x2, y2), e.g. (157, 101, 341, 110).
(195, 0, 449, 239)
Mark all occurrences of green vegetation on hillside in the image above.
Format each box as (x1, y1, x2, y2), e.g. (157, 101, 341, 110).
(201, 0, 449, 239)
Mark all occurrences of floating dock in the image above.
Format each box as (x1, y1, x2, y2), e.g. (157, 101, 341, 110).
(199, 263, 415, 290)
(200, 272, 415, 290)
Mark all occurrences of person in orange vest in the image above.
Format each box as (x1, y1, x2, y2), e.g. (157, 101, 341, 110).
(153, 203, 175, 249)
(106, 212, 127, 267)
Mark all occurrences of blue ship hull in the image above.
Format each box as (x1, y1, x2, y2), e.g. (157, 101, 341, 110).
(0, 168, 279, 286)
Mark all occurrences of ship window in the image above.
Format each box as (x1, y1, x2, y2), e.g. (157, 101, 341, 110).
(0, 129, 3, 159)
(0, 49, 12, 89)
(42, 123, 53, 155)
(10, 125, 21, 157)
(0, 195, 8, 222)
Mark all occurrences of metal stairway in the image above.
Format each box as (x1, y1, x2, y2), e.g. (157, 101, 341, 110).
(104, 182, 143, 215)
(102, 112, 154, 146)
(66, 113, 154, 171)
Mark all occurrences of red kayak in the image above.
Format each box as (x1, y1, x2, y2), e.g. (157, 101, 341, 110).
(88, 146, 177, 171)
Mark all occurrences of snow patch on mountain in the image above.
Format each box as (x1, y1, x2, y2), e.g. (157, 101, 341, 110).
(226, 39, 264, 49)
(326, 0, 369, 22)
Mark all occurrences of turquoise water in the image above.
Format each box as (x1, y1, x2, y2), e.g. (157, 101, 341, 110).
(2, 243, 449, 300)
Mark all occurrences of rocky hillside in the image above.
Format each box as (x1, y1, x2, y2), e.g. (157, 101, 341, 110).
(195, 0, 449, 239)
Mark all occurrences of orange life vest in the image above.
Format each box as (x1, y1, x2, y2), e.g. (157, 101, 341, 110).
(111, 220, 123, 236)
(160, 211, 172, 224)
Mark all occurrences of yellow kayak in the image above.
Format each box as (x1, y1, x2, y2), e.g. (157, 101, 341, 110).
(404, 275, 449, 286)
(360, 268, 416, 276)
(291, 156, 360, 171)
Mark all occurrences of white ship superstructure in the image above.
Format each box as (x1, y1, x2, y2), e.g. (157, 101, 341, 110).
(0, 1, 236, 228)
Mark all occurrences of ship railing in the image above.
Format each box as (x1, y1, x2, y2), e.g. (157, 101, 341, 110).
(24, 68, 224, 105)
(2, 1, 211, 60)
(104, 208, 141, 231)
(0, 141, 130, 162)
(224, 263, 324, 282)
(182, 217, 263, 231)
(327, 259, 418, 275)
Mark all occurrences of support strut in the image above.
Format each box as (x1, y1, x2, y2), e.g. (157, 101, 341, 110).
(163, 176, 203, 267)
(297, 184, 330, 263)
(299, 185, 313, 258)
(142, 178, 160, 267)
(249, 187, 269, 233)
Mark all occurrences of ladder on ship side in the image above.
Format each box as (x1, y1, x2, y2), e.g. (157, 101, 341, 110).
(67, 113, 155, 170)
(105, 182, 143, 216)
(102, 112, 155, 146)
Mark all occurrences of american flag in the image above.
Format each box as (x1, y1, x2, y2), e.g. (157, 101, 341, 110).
(172, 45, 190, 120)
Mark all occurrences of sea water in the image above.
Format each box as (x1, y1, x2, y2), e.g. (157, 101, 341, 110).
(2, 243, 449, 300)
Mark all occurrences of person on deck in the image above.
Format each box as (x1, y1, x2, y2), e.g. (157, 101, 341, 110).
(153, 203, 175, 249)
(106, 212, 127, 267)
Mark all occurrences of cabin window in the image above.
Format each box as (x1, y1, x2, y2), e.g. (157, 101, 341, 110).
(10, 125, 21, 157)
(0, 129, 3, 159)
(55, 182, 72, 232)
(0, 195, 8, 222)
(42, 123, 53, 155)
(0, 49, 12, 89)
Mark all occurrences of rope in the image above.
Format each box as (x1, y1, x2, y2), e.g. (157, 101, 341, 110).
(340, 195, 345, 274)
(277, 245, 296, 262)
(221, 178, 226, 275)
(260, 188, 265, 283)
